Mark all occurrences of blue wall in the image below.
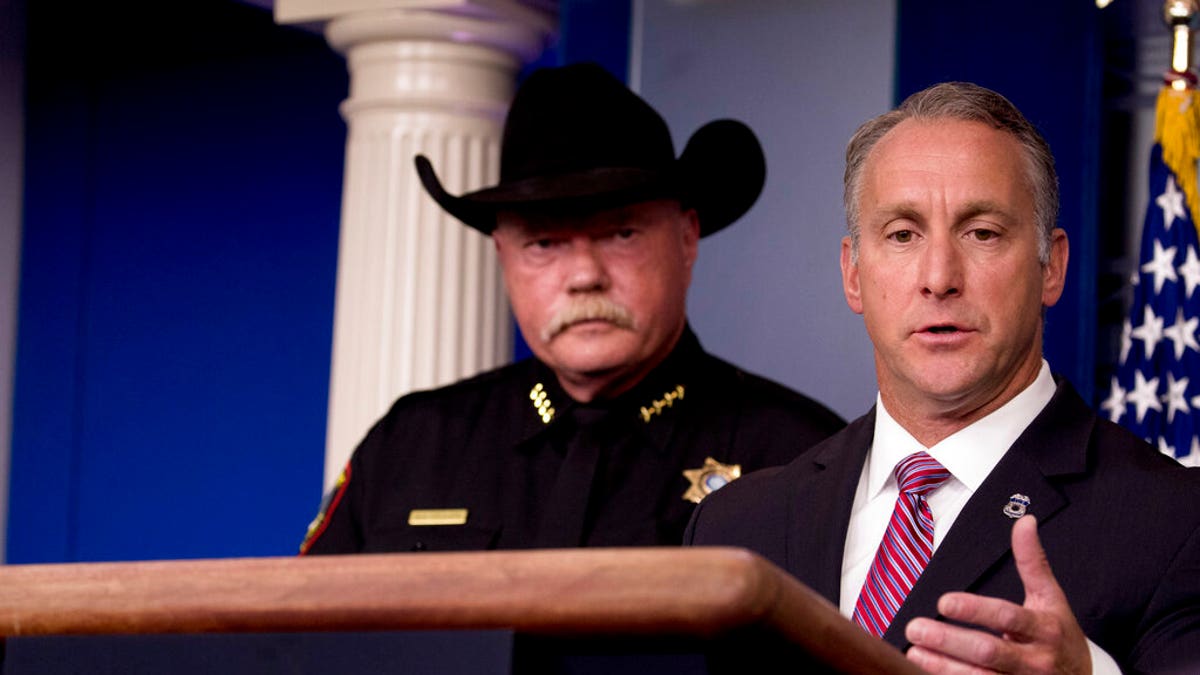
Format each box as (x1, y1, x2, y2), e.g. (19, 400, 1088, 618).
(8, 0, 634, 564)
(9, 0, 347, 562)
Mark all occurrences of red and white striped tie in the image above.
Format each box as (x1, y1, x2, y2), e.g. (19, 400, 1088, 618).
(852, 451, 951, 637)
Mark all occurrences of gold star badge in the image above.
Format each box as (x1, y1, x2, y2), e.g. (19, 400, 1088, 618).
(682, 457, 741, 504)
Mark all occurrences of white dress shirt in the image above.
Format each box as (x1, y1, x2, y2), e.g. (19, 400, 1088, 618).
(838, 361, 1118, 674)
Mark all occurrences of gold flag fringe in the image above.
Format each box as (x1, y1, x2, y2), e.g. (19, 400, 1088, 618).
(1155, 86, 1200, 233)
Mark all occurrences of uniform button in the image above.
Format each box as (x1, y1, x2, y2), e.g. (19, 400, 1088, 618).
(411, 542, 427, 551)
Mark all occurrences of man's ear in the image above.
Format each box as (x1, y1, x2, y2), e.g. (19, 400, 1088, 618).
(492, 222, 510, 255)
(841, 236, 864, 315)
(681, 208, 701, 269)
(1041, 228, 1069, 308)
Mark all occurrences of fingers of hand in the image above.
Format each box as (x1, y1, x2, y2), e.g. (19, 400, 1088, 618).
(906, 613, 1078, 674)
(905, 616, 1022, 673)
(901, 517, 1089, 674)
(937, 592, 1044, 642)
(906, 644, 987, 674)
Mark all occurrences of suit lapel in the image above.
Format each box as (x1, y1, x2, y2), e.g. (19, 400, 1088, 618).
(785, 408, 876, 604)
(882, 381, 1094, 648)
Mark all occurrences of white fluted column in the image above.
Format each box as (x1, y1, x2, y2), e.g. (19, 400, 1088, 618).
(276, 1, 556, 488)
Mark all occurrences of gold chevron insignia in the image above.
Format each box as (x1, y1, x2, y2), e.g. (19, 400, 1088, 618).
(529, 383, 556, 424)
(639, 385, 685, 423)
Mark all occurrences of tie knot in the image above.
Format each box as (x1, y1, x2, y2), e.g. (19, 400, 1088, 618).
(894, 452, 950, 496)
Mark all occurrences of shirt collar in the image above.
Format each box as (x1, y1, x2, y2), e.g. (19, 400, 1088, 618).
(517, 325, 704, 453)
(867, 360, 1056, 496)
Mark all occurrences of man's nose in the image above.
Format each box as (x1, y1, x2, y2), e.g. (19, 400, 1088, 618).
(919, 237, 962, 299)
(565, 239, 610, 293)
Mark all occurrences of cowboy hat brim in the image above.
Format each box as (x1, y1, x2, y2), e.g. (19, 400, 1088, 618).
(415, 119, 765, 237)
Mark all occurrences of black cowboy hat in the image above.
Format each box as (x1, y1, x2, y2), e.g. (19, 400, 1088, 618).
(414, 62, 765, 237)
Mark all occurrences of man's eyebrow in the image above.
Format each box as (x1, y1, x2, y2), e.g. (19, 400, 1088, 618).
(868, 202, 922, 226)
(958, 200, 1011, 218)
(869, 200, 1016, 225)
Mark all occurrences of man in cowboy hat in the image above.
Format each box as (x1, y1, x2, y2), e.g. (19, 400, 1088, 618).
(299, 62, 844, 554)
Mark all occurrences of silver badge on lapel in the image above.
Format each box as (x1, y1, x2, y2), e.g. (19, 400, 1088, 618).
(1003, 493, 1030, 519)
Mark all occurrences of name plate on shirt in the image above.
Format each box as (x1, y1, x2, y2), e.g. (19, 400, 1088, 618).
(408, 509, 469, 526)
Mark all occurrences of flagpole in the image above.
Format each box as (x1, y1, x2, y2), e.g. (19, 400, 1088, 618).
(1165, 0, 1199, 89)
(1097, 1, 1199, 85)
(1155, 2, 1200, 226)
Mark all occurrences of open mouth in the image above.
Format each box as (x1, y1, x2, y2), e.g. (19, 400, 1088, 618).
(927, 326, 959, 334)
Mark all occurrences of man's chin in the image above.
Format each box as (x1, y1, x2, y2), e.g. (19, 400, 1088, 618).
(550, 352, 633, 377)
(540, 338, 639, 377)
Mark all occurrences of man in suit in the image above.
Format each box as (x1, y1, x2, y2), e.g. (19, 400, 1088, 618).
(299, 63, 844, 555)
(685, 81, 1200, 673)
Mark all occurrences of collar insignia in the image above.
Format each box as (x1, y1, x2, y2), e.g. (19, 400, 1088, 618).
(531, 382, 684, 425)
(682, 457, 741, 504)
(1003, 493, 1030, 519)
(640, 385, 685, 423)
(529, 383, 556, 424)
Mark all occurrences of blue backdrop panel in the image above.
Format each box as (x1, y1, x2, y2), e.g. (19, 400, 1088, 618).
(895, 0, 1103, 402)
(5, 79, 93, 563)
(8, 0, 633, 564)
(9, 1, 347, 562)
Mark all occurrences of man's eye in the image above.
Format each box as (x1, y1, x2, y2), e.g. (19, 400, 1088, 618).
(530, 238, 555, 249)
(615, 228, 637, 240)
(890, 230, 914, 243)
(971, 229, 997, 242)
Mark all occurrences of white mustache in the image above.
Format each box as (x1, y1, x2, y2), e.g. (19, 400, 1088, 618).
(540, 296, 637, 342)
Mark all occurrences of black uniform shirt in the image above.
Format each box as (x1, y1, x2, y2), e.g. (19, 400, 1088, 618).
(301, 327, 844, 554)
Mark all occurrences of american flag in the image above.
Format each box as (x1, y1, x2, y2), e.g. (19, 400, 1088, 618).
(1101, 86, 1200, 466)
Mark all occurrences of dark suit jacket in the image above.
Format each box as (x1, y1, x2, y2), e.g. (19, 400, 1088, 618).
(685, 379, 1200, 673)
(301, 326, 845, 554)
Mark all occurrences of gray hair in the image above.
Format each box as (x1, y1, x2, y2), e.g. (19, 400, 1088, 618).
(843, 82, 1058, 264)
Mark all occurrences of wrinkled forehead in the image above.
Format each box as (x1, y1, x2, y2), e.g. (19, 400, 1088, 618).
(863, 119, 1034, 198)
(867, 118, 1036, 188)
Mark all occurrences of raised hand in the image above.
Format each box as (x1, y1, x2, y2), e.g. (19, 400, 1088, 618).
(903, 515, 1091, 674)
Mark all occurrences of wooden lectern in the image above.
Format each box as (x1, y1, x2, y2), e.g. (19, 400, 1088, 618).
(0, 547, 922, 674)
